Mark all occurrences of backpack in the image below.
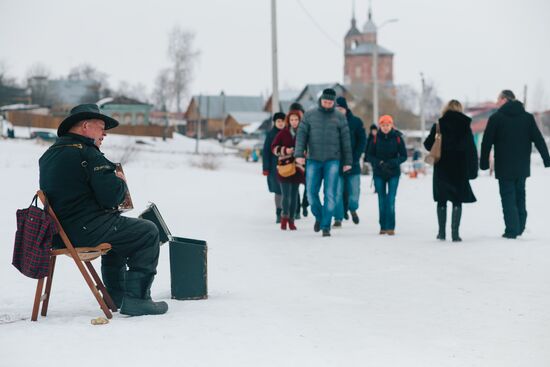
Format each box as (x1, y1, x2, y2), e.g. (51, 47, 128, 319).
(12, 195, 58, 279)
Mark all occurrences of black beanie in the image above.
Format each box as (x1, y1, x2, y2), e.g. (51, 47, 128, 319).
(369, 124, 378, 131)
(320, 88, 336, 101)
(273, 112, 286, 122)
(289, 102, 305, 113)
(335, 96, 349, 109)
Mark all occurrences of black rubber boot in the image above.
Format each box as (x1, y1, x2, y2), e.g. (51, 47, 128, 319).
(437, 205, 447, 240)
(451, 205, 462, 242)
(351, 211, 359, 224)
(276, 208, 282, 224)
(120, 272, 168, 316)
(101, 266, 126, 309)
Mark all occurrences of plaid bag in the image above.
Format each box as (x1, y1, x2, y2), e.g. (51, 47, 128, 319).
(12, 195, 58, 279)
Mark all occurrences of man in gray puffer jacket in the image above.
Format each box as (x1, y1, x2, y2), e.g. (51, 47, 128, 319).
(295, 88, 353, 237)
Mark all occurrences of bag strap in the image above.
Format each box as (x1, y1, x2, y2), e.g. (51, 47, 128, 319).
(436, 122, 441, 135)
(30, 194, 38, 207)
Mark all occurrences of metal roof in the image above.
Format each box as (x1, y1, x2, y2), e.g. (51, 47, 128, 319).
(192, 95, 264, 119)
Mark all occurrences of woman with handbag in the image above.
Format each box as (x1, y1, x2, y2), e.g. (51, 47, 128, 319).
(366, 115, 408, 235)
(424, 100, 478, 242)
(271, 110, 305, 230)
(263, 112, 286, 223)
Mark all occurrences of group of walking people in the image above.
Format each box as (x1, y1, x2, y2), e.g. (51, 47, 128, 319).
(263, 88, 550, 240)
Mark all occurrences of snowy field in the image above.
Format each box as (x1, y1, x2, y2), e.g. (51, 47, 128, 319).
(1, 134, 549, 367)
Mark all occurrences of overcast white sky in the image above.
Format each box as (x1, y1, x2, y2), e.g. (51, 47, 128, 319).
(1, 0, 549, 110)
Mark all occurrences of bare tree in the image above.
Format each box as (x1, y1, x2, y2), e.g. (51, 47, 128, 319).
(152, 68, 171, 109)
(167, 25, 199, 112)
(68, 63, 109, 98)
(0, 60, 17, 86)
(26, 62, 51, 80)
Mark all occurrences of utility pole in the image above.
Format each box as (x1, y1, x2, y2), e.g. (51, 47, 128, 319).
(420, 72, 426, 141)
(523, 84, 528, 108)
(271, 0, 280, 114)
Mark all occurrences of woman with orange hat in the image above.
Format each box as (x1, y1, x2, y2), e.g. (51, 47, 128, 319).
(366, 115, 408, 235)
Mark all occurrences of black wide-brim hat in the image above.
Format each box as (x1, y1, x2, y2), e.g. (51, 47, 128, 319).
(57, 103, 119, 137)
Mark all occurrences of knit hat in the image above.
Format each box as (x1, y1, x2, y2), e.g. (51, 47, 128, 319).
(320, 88, 336, 101)
(273, 112, 286, 122)
(335, 96, 349, 110)
(378, 115, 394, 126)
(289, 102, 305, 113)
(369, 123, 378, 131)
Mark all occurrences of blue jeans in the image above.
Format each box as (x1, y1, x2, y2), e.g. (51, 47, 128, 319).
(334, 173, 361, 220)
(373, 175, 400, 230)
(306, 159, 340, 230)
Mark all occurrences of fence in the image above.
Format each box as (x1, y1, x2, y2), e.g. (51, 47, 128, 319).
(5, 111, 174, 138)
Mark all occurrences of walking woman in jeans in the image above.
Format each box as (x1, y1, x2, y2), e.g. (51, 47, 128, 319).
(271, 110, 305, 230)
(424, 100, 478, 242)
(367, 115, 407, 235)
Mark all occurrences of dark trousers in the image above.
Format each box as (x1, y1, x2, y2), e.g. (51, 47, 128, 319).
(281, 182, 299, 219)
(498, 178, 527, 236)
(295, 185, 309, 216)
(99, 216, 160, 277)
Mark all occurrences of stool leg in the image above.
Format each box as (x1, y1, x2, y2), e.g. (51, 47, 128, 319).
(85, 261, 118, 312)
(31, 278, 45, 321)
(41, 256, 57, 317)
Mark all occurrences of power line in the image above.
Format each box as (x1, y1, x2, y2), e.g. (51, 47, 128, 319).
(296, 0, 342, 49)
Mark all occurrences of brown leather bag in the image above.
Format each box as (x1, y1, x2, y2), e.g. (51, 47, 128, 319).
(277, 162, 296, 177)
(424, 123, 442, 165)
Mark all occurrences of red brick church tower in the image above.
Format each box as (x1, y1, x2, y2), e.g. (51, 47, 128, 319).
(344, 5, 394, 88)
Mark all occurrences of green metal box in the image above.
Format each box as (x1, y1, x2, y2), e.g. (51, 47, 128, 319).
(169, 237, 208, 300)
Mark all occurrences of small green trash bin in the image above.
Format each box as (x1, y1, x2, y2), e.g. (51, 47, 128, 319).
(169, 237, 208, 300)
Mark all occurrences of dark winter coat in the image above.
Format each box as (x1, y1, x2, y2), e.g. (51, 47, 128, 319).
(262, 126, 282, 194)
(367, 129, 407, 179)
(480, 100, 550, 179)
(271, 127, 305, 184)
(39, 133, 127, 246)
(343, 109, 367, 175)
(294, 101, 353, 165)
(424, 111, 478, 203)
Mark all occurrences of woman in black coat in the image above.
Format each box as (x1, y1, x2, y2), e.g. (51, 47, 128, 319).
(424, 100, 478, 242)
(263, 112, 286, 223)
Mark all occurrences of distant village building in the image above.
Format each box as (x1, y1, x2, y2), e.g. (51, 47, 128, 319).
(99, 96, 153, 125)
(28, 76, 101, 117)
(184, 93, 264, 138)
(0, 85, 30, 107)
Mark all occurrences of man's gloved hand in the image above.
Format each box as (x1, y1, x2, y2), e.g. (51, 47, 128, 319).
(263, 170, 269, 176)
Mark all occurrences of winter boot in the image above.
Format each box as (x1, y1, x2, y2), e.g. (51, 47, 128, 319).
(288, 219, 297, 230)
(276, 208, 282, 224)
(314, 221, 321, 233)
(280, 216, 288, 230)
(343, 211, 349, 220)
(437, 205, 447, 240)
(302, 207, 308, 217)
(322, 229, 331, 237)
(101, 266, 126, 309)
(333, 220, 342, 228)
(120, 272, 168, 316)
(451, 205, 462, 242)
(351, 211, 359, 224)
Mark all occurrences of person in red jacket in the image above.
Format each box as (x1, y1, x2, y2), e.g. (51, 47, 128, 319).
(271, 110, 305, 230)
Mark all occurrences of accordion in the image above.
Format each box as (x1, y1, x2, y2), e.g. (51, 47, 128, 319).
(138, 203, 171, 244)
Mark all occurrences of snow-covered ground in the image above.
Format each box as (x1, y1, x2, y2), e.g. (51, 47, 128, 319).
(1, 135, 549, 367)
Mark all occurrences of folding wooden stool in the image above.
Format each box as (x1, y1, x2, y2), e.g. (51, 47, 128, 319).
(31, 190, 118, 321)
